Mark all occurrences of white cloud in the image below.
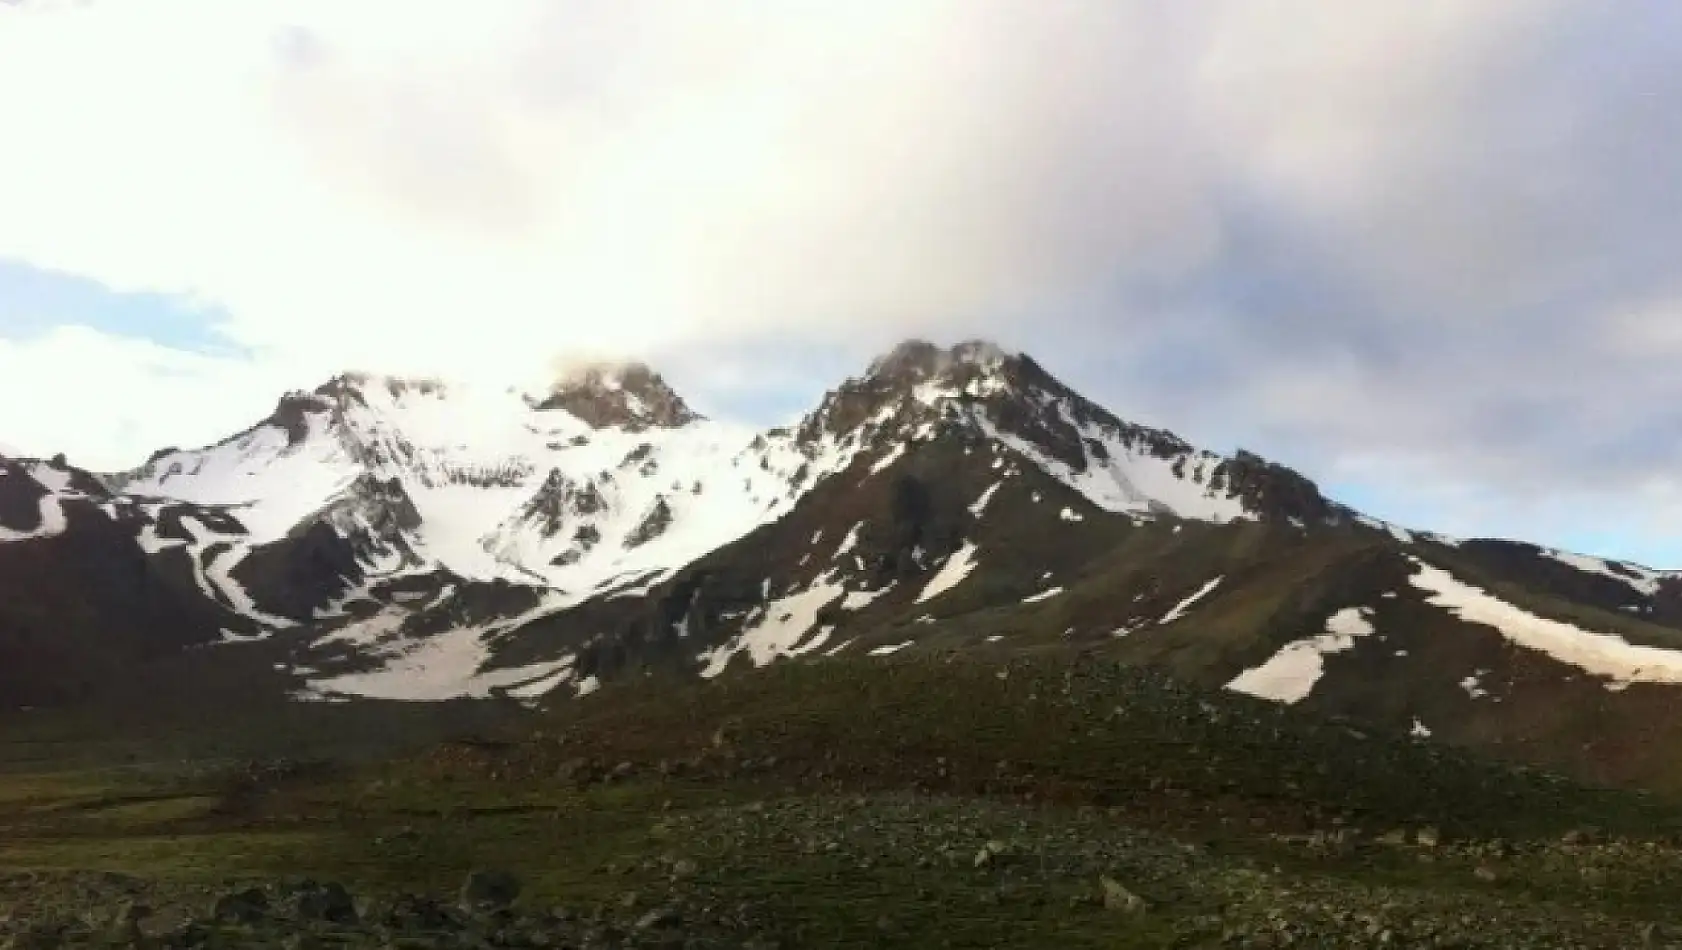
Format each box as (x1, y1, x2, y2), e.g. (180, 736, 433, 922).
(0, 1, 1227, 386)
(0, 1, 1662, 380)
(0, 326, 295, 469)
(2, 1, 1682, 562)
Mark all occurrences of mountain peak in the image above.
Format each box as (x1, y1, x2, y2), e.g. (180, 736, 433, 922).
(794, 339, 1032, 449)
(321, 371, 448, 397)
(864, 338, 1015, 383)
(535, 361, 701, 431)
(547, 359, 655, 390)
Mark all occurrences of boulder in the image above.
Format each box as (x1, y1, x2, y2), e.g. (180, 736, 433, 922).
(212, 887, 270, 924)
(460, 870, 522, 911)
(290, 880, 358, 924)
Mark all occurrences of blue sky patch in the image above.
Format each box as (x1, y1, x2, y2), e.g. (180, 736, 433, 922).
(0, 257, 241, 356)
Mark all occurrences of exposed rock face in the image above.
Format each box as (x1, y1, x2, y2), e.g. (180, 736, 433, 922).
(0, 495, 230, 707)
(518, 470, 574, 538)
(536, 363, 701, 431)
(624, 496, 674, 550)
(331, 474, 424, 538)
(0, 456, 49, 530)
(1655, 577, 1682, 626)
(269, 391, 333, 445)
(516, 470, 608, 540)
(1215, 450, 1339, 523)
(794, 338, 1333, 525)
(229, 520, 364, 622)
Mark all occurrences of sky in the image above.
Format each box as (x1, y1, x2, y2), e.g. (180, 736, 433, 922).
(1, 1, 1681, 566)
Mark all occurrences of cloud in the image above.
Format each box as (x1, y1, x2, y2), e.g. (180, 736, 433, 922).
(1, 1, 1681, 561)
(0, 1, 1225, 383)
(0, 326, 297, 469)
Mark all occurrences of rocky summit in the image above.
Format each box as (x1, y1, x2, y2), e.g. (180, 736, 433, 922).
(534, 361, 704, 432)
(5, 339, 1682, 946)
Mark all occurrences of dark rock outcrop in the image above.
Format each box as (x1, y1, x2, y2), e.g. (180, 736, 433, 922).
(537, 363, 701, 431)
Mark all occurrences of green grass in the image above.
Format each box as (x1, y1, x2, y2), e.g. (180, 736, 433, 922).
(3, 656, 1682, 946)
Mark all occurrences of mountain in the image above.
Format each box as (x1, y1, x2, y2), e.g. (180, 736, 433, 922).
(106, 364, 811, 592)
(7, 339, 1682, 791)
(0, 454, 250, 706)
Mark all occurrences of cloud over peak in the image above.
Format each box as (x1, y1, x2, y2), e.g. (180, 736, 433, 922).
(2, 1, 1681, 562)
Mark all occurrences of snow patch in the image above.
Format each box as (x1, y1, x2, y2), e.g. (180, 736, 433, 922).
(916, 541, 980, 604)
(1225, 607, 1377, 704)
(304, 628, 572, 702)
(603, 567, 677, 599)
(969, 482, 1003, 517)
(973, 408, 1252, 523)
(1058, 507, 1084, 523)
(204, 547, 298, 630)
(1356, 515, 1416, 544)
(868, 640, 914, 656)
(1540, 548, 1662, 596)
(300, 594, 568, 700)
(508, 660, 578, 699)
(1325, 608, 1377, 638)
(0, 492, 68, 543)
(866, 442, 906, 477)
(1158, 577, 1223, 625)
(1021, 587, 1063, 604)
(1459, 673, 1489, 700)
(24, 463, 76, 494)
(841, 584, 891, 611)
(834, 521, 864, 560)
(698, 575, 846, 677)
(1408, 557, 1682, 686)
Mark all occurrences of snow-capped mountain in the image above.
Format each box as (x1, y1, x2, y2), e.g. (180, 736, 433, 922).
(13, 337, 1682, 794)
(4, 340, 1343, 701)
(109, 366, 815, 596)
(791, 339, 1337, 525)
(102, 342, 1332, 622)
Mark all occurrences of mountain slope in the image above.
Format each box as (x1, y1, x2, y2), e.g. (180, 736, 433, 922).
(472, 340, 1351, 685)
(0, 456, 250, 705)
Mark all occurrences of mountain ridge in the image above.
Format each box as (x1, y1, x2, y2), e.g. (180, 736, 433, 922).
(11, 339, 1682, 795)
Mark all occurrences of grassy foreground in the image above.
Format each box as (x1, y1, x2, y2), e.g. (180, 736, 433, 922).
(3, 657, 1682, 947)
